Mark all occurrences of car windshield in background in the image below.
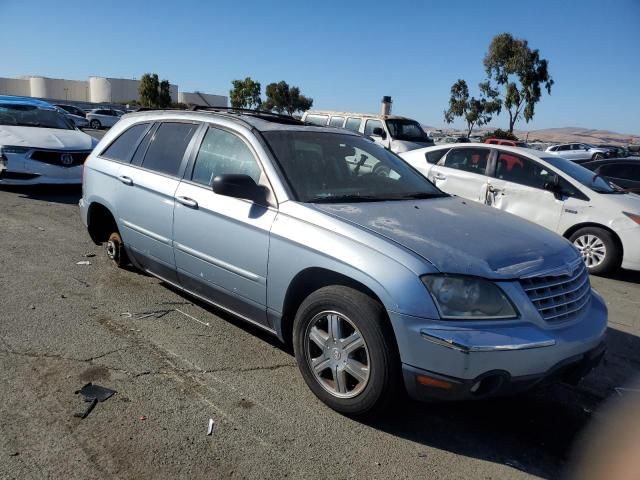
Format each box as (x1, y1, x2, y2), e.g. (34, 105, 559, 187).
(543, 156, 623, 194)
(263, 131, 445, 203)
(385, 119, 430, 142)
(0, 104, 74, 130)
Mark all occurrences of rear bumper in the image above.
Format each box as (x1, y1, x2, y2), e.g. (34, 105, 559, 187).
(402, 341, 605, 401)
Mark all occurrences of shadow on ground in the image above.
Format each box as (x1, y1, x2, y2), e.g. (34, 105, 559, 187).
(0, 185, 82, 205)
(605, 268, 640, 285)
(166, 283, 640, 480)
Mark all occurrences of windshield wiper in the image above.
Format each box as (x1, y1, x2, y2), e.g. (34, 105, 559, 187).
(308, 194, 391, 203)
(398, 192, 448, 199)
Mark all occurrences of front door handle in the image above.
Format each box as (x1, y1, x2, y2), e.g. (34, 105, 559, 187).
(433, 173, 447, 181)
(118, 175, 133, 186)
(488, 185, 503, 193)
(176, 196, 198, 209)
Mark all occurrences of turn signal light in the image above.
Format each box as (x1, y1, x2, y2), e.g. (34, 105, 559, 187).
(416, 374, 453, 390)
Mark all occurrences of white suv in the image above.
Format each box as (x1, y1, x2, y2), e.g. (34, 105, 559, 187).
(86, 108, 124, 129)
(400, 144, 640, 274)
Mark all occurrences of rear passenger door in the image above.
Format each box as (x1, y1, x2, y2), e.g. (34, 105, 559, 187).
(428, 147, 491, 202)
(116, 121, 199, 282)
(172, 125, 276, 326)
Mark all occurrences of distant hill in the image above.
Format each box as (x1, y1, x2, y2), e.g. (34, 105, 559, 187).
(515, 127, 640, 145)
(423, 125, 639, 145)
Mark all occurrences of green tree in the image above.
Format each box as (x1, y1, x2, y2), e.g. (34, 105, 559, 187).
(443, 79, 502, 137)
(230, 77, 262, 109)
(484, 33, 553, 133)
(262, 81, 313, 116)
(138, 73, 172, 108)
(158, 80, 172, 108)
(480, 128, 519, 141)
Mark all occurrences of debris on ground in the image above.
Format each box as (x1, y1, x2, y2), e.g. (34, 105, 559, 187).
(139, 416, 146, 421)
(28, 304, 35, 309)
(176, 308, 210, 327)
(76, 261, 91, 265)
(135, 309, 173, 319)
(72, 277, 90, 287)
(207, 418, 214, 436)
(84, 253, 96, 258)
(120, 312, 132, 318)
(74, 383, 117, 419)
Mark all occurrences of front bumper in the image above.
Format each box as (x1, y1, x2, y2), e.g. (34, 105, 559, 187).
(618, 226, 640, 271)
(0, 155, 82, 185)
(389, 290, 608, 401)
(402, 341, 605, 401)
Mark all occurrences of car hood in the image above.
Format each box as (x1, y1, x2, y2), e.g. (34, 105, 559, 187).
(312, 197, 580, 279)
(0, 126, 96, 150)
(390, 139, 434, 153)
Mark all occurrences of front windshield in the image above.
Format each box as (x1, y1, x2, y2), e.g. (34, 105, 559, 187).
(263, 131, 445, 202)
(543, 156, 623, 194)
(385, 119, 430, 142)
(0, 104, 75, 130)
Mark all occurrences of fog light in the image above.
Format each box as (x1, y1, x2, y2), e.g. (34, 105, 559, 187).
(416, 374, 453, 390)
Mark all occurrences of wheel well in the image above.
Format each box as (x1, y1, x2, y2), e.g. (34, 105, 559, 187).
(563, 223, 624, 253)
(279, 268, 386, 347)
(87, 202, 118, 244)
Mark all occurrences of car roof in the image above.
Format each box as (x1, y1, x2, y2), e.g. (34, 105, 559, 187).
(124, 109, 363, 135)
(0, 95, 56, 110)
(304, 110, 414, 121)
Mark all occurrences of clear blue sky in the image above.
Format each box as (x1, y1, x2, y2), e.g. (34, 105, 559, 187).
(2, 0, 638, 134)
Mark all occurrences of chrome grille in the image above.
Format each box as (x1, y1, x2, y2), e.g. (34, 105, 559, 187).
(520, 261, 591, 322)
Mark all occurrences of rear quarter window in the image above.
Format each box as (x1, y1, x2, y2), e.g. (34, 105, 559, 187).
(139, 122, 198, 176)
(305, 115, 329, 126)
(101, 123, 150, 162)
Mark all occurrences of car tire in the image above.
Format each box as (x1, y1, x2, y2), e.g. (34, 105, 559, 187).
(569, 227, 621, 275)
(591, 153, 604, 161)
(90, 119, 101, 129)
(293, 286, 400, 416)
(106, 231, 129, 268)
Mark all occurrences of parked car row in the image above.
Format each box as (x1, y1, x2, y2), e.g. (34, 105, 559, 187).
(80, 108, 608, 415)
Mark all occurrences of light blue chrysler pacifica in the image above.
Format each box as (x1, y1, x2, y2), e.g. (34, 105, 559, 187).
(80, 109, 607, 415)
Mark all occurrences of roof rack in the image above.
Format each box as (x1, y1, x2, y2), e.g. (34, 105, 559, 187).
(133, 105, 305, 125)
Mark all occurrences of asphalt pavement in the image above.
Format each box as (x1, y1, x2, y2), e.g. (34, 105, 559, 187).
(0, 183, 639, 480)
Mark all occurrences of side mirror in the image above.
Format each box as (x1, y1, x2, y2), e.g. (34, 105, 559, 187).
(212, 174, 267, 204)
(372, 127, 387, 139)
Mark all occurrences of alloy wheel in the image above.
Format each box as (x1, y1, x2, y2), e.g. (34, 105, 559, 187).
(304, 311, 370, 399)
(574, 234, 607, 268)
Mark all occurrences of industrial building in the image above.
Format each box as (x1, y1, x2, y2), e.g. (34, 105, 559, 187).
(0, 75, 227, 107)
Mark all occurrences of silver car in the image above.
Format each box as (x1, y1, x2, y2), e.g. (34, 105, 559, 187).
(545, 143, 610, 163)
(80, 109, 607, 415)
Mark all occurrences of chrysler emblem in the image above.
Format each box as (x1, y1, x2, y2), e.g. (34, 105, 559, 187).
(61, 153, 73, 166)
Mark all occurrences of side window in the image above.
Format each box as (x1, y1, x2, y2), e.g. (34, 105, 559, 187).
(442, 148, 490, 174)
(557, 145, 570, 151)
(344, 117, 362, 131)
(140, 122, 198, 176)
(305, 114, 329, 126)
(101, 123, 150, 162)
(425, 148, 450, 164)
(495, 152, 553, 189)
(329, 116, 345, 128)
(191, 127, 262, 186)
(364, 119, 383, 136)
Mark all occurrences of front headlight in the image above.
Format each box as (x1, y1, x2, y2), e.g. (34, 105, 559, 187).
(0, 145, 30, 156)
(422, 274, 518, 320)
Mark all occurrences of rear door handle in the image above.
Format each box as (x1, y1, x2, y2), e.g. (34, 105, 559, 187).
(488, 185, 503, 193)
(433, 173, 446, 181)
(118, 175, 133, 186)
(176, 196, 198, 209)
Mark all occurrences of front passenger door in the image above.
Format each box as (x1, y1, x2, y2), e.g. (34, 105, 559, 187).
(173, 126, 276, 326)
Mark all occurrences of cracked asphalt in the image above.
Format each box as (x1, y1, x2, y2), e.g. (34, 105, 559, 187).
(1, 184, 639, 479)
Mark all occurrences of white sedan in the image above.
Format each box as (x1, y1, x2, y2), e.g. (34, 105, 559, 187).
(86, 108, 124, 129)
(0, 96, 97, 185)
(400, 144, 640, 275)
